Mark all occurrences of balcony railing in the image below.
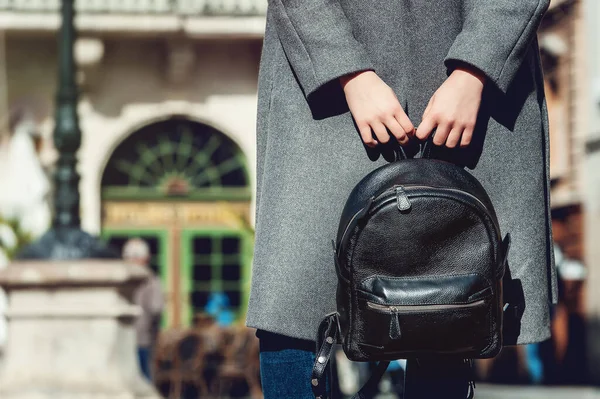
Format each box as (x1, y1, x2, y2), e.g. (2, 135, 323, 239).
(0, 0, 268, 16)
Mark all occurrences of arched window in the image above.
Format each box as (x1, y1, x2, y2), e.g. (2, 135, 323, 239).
(102, 117, 250, 200)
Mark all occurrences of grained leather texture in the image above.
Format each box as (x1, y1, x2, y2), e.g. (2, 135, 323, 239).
(335, 159, 499, 248)
(331, 157, 510, 362)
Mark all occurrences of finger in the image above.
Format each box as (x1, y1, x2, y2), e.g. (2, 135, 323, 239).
(432, 122, 451, 146)
(445, 127, 463, 148)
(460, 128, 474, 148)
(394, 111, 415, 137)
(358, 122, 378, 148)
(423, 96, 434, 119)
(371, 121, 391, 144)
(416, 116, 436, 141)
(384, 116, 409, 145)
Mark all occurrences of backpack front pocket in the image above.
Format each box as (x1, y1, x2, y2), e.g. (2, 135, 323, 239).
(353, 273, 494, 358)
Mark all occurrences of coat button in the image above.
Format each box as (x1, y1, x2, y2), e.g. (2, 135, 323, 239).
(326, 337, 334, 344)
(318, 356, 326, 364)
(311, 378, 319, 386)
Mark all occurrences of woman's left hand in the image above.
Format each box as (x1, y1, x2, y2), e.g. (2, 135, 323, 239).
(415, 66, 485, 148)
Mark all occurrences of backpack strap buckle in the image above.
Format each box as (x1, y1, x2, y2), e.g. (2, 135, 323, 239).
(311, 313, 339, 398)
(311, 313, 390, 399)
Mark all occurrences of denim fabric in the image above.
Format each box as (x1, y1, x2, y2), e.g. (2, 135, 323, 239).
(257, 330, 471, 399)
(258, 330, 330, 399)
(137, 347, 152, 381)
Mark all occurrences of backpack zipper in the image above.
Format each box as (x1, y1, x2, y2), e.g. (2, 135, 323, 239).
(381, 185, 500, 234)
(338, 184, 501, 259)
(367, 299, 487, 341)
(366, 299, 486, 313)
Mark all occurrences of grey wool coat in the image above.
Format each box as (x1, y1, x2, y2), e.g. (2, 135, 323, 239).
(246, 0, 557, 346)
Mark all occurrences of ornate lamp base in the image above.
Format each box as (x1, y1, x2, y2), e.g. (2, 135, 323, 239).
(16, 227, 118, 260)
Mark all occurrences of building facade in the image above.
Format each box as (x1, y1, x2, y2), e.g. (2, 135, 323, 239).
(582, 0, 600, 385)
(532, 0, 591, 383)
(0, 0, 266, 329)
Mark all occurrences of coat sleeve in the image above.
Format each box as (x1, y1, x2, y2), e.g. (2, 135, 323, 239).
(444, 0, 550, 94)
(269, 0, 375, 100)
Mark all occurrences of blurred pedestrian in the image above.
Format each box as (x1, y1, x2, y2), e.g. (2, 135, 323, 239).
(205, 292, 235, 327)
(123, 238, 164, 381)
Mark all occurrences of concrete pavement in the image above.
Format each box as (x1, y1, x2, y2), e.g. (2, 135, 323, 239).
(476, 384, 600, 399)
(375, 384, 600, 399)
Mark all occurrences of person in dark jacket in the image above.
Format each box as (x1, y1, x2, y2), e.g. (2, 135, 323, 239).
(247, 0, 556, 397)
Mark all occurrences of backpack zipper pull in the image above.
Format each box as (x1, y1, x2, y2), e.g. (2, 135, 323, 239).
(389, 307, 402, 340)
(396, 186, 411, 211)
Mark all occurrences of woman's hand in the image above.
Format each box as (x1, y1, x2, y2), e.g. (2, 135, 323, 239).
(415, 67, 485, 148)
(340, 70, 415, 148)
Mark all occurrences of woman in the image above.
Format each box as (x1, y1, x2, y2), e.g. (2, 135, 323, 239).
(246, 0, 556, 397)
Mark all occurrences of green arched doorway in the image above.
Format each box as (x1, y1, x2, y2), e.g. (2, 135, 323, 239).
(100, 117, 253, 328)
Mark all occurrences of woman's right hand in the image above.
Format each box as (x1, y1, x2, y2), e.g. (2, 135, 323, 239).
(340, 70, 414, 148)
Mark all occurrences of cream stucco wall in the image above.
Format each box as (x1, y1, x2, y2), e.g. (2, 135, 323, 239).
(5, 35, 261, 234)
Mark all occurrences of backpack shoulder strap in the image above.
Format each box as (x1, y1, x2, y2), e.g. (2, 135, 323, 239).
(311, 313, 390, 399)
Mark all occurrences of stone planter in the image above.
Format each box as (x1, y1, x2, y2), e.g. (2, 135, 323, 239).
(0, 260, 162, 399)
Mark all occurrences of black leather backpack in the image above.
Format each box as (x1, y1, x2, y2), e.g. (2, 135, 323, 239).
(311, 143, 511, 399)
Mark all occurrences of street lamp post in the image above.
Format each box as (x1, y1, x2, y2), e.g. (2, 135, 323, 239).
(53, 0, 81, 230)
(0, 4, 161, 397)
(17, 0, 116, 260)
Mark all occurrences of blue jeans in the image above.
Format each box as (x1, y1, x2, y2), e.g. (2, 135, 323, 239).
(258, 330, 330, 399)
(258, 330, 470, 399)
(137, 347, 152, 381)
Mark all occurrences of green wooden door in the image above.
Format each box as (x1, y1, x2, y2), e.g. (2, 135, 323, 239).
(181, 228, 253, 325)
(100, 118, 253, 329)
